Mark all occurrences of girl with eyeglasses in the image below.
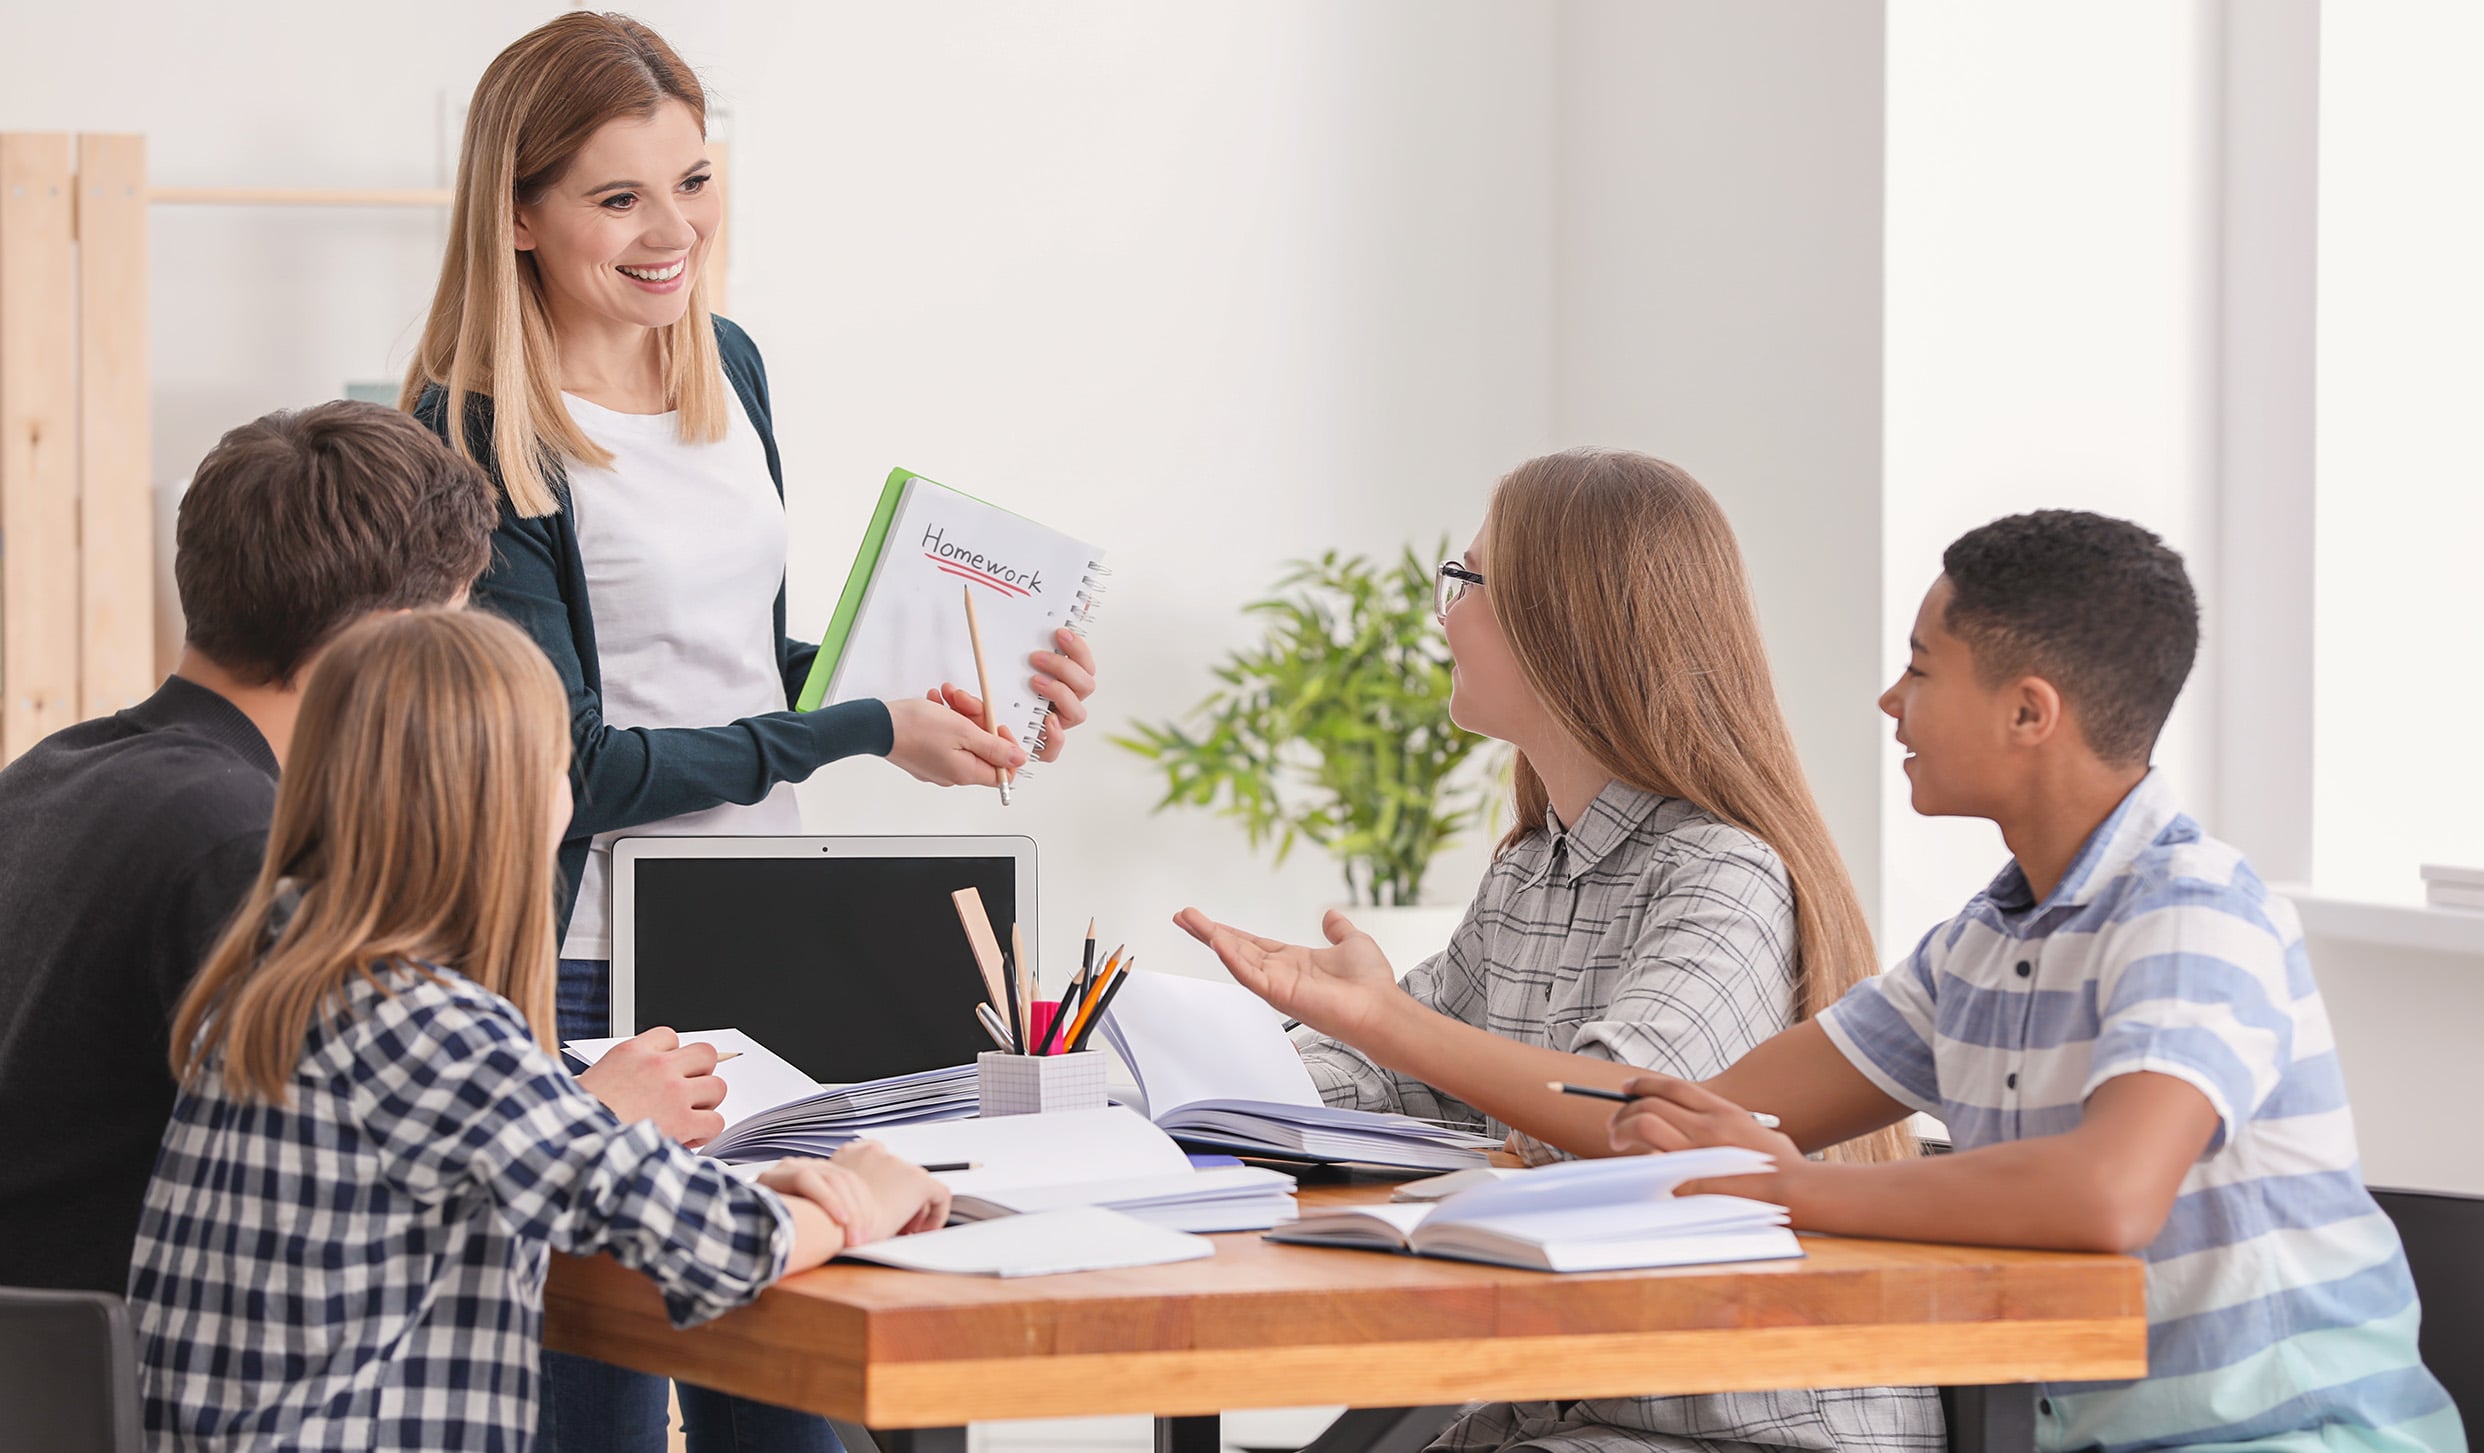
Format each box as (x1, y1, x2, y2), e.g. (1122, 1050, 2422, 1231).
(1179, 448, 1940, 1452)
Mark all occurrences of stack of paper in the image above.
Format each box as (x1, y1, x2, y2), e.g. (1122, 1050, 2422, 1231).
(562, 1029, 978, 1161)
(1096, 972, 1500, 1171)
(840, 1206, 1213, 1278)
(869, 1106, 1298, 1234)
(1271, 1147, 1800, 1273)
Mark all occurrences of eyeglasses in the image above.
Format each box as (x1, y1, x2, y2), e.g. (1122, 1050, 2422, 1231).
(1435, 560, 1485, 623)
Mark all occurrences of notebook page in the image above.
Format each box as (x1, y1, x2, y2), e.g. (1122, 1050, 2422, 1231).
(561, 1028, 823, 1132)
(824, 473, 1104, 771)
(1096, 971, 1322, 1116)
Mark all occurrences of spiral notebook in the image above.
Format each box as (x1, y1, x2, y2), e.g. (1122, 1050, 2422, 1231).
(796, 468, 1108, 782)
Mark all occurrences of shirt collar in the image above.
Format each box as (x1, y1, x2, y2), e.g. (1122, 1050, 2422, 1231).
(125, 675, 280, 780)
(1984, 768, 2183, 913)
(1521, 779, 1676, 887)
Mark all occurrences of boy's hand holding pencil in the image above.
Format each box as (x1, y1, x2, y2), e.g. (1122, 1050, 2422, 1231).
(1605, 1074, 1801, 1198)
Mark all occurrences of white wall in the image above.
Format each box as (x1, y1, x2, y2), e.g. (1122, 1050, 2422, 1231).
(1552, 0, 1889, 936)
(0, 0, 1557, 984)
(1881, 0, 2225, 943)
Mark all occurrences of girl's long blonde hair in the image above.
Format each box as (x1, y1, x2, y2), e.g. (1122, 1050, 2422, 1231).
(401, 11, 727, 518)
(1487, 449, 1911, 1163)
(170, 610, 570, 1101)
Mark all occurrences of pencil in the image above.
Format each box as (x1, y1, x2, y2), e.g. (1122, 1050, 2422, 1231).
(918, 1161, 982, 1174)
(961, 585, 1014, 806)
(1546, 1081, 1780, 1129)
(714, 1051, 742, 1063)
(1056, 950, 1117, 1056)
(1034, 920, 1093, 1057)
(1069, 958, 1135, 1054)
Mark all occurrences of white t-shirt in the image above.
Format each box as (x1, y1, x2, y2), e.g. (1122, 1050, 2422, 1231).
(559, 385, 801, 960)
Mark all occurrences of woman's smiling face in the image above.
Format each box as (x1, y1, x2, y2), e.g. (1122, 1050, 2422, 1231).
(514, 97, 718, 336)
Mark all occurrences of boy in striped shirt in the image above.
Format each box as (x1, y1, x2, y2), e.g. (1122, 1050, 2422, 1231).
(1609, 511, 2462, 1452)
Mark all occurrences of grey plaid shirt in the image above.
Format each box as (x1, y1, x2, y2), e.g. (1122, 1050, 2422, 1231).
(1299, 782, 1943, 1453)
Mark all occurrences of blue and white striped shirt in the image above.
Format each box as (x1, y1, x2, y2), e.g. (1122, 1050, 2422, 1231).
(1821, 772, 2462, 1453)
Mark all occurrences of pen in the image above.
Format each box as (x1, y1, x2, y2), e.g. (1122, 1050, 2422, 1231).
(975, 1002, 1013, 1051)
(1545, 1081, 1780, 1130)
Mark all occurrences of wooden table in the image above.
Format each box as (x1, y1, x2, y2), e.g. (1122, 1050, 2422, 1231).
(546, 1182, 2145, 1453)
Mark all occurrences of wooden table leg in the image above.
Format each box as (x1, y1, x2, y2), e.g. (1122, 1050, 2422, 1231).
(1295, 1405, 1462, 1453)
(865, 1427, 967, 1453)
(1155, 1413, 1220, 1452)
(1942, 1384, 2038, 1453)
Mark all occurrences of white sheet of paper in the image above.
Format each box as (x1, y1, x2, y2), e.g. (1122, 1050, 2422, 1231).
(861, 1107, 1191, 1200)
(559, 1029, 823, 1133)
(838, 1206, 1214, 1277)
(1098, 971, 1320, 1115)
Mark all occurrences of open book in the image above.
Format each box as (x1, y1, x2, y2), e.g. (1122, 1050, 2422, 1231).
(795, 468, 1107, 786)
(561, 1029, 977, 1161)
(1270, 1148, 1801, 1272)
(1096, 971, 1499, 1171)
(867, 1106, 1298, 1234)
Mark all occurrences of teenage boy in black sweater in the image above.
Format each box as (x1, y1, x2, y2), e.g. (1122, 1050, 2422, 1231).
(0, 402, 726, 1293)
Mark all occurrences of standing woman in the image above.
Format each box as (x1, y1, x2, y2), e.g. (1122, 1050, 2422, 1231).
(403, 14, 1097, 1451)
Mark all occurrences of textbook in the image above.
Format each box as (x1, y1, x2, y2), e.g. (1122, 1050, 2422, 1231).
(1097, 971, 1501, 1171)
(561, 1029, 978, 1161)
(1269, 1148, 1802, 1273)
(795, 468, 1108, 778)
(869, 1107, 1299, 1234)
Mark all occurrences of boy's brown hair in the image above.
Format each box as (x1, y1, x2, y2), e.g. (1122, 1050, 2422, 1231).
(175, 401, 498, 685)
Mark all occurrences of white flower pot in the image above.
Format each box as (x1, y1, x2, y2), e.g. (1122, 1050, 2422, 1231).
(1329, 902, 1466, 980)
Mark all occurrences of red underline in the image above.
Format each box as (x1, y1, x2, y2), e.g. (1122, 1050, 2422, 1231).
(932, 557, 1032, 597)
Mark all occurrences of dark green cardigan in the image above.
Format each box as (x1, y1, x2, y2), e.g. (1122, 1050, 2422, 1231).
(415, 316, 892, 944)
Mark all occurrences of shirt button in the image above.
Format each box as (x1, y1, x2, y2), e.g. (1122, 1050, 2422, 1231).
(2039, 1398, 2053, 1417)
(2016, 960, 2032, 978)
(2006, 1072, 2019, 1090)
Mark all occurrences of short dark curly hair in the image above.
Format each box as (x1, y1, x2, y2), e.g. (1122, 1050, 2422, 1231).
(1940, 510, 2199, 766)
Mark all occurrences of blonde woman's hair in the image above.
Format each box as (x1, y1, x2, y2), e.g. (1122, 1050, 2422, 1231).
(170, 610, 570, 1101)
(401, 11, 726, 518)
(1486, 449, 1912, 1164)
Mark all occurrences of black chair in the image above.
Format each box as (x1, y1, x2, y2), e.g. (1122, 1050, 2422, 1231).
(2374, 1187, 2483, 1430)
(0, 1286, 143, 1452)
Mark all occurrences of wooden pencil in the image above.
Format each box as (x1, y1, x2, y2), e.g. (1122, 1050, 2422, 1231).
(1069, 957, 1136, 1054)
(961, 585, 1014, 804)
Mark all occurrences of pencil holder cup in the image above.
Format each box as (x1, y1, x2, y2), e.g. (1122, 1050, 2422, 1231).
(977, 1049, 1109, 1117)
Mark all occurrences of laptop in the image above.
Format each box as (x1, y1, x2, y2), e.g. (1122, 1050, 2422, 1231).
(610, 835, 1035, 1084)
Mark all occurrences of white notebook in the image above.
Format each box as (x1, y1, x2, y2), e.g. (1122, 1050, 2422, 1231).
(1097, 971, 1500, 1171)
(795, 467, 1107, 784)
(1270, 1148, 1802, 1273)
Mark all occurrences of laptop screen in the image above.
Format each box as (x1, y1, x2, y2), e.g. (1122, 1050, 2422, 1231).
(625, 851, 1016, 1084)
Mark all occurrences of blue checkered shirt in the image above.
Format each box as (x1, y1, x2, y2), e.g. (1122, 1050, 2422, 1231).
(129, 962, 794, 1451)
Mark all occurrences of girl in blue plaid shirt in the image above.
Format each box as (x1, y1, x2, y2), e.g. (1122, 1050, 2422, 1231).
(130, 609, 950, 1452)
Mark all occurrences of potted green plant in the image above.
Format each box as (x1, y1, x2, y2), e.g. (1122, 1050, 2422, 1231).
(1115, 545, 1501, 972)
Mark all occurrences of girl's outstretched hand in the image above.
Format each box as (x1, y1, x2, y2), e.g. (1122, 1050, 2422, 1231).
(1173, 906, 1405, 1045)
